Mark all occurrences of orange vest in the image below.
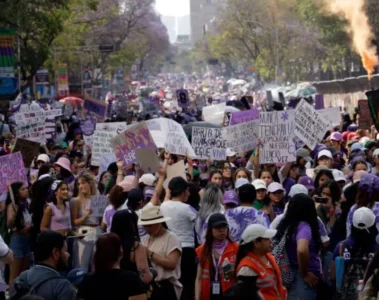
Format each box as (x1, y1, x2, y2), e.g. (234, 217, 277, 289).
(236, 252, 287, 300)
(196, 242, 239, 300)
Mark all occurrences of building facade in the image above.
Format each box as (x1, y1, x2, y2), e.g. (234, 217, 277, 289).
(190, 0, 219, 45)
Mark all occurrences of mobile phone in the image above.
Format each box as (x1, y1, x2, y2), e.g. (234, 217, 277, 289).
(314, 197, 328, 204)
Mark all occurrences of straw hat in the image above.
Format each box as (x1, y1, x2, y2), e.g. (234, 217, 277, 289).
(138, 205, 171, 226)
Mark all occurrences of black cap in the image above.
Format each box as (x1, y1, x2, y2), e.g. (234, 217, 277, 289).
(208, 213, 228, 229)
(168, 177, 189, 193)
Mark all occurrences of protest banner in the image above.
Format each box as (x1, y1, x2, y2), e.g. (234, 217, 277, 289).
(110, 121, 156, 166)
(229, 108, 259, 126)
(90, 195, 108, 217)
(222, 120, 259, 153)
(83, 96, 108, 122)
(191, 126, 226, 160)
(135, 147, 160, 173)
(318, 107, 341, 129)
(294, 99, 329, 149)
(315, 94, 325, 110)
(0, 152, 28, 193)
(165, 119, 196, 157)
(176, 89, 190, 108)
(92, 130, 118, 166)
(358, 100, 373, 130)
(12, 138, 40, 167)
(259, 110, 296, 164)
(203, 103, 226, 125)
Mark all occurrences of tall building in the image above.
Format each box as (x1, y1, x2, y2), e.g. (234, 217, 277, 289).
(190, 0, 219, 45)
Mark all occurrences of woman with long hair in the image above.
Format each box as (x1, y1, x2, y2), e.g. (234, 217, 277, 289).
(111, 209, 154, 285)
(98, 171, 112, 195)
(195, 213, 238, 300)
(6, 182, 32, 291)
(235, 224, 287, 300)
(199, 170, 224, 198)
(139, 205, 182, 300)
(195, 184, 225, 244)
(70, 172, 99, 271)
(233, 168, 251, 185)
(77, 233, 147, 300)
(40, 181, 72, 235)
(221, 161, 234, 191)
(314, 169, 334, 190)
(276, 193, 322, 299)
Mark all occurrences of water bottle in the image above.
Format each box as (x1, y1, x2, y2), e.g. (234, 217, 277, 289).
(357, 279, 364, 293)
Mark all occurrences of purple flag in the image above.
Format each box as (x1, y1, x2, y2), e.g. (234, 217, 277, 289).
(315, 94, 324, 110)
(229, 108, 259, 126)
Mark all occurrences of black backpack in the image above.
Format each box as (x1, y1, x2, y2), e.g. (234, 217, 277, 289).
(10, 272, 62, 300)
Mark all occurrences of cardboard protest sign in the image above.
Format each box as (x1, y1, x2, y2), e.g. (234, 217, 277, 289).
(176, 89, 190, 108)
(318, 107, 341, 129)
(203, 103, 226, 125)
(0, 152, 28, 193)
(294, 99, 329, 150)
(90, 195, 108, 217)
(135, 147, 160, 173)
(191, 127, 226, 160)
(229, 108, 259, 126)
(92, 130, 118, 166)
(15, 108, 46, 143)
(110, 121, 156, 166)
(164, 160, 187, 189)
(164, 119, 196, 157)
(259, 110, 296, 164)
(12, 138, 40, 168)
(222, 120, 259, 153)
(96, 122, 128, 135)
(358, 100, 373, 130)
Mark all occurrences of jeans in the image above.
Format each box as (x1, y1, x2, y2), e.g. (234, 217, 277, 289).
(288, 272, 317, 300)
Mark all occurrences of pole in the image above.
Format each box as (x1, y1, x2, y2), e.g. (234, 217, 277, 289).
(275, 28, 279, 85)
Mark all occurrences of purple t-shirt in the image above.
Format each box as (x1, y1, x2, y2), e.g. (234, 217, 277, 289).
(287, 221, 322, 276)
(332, 237, 378, 260)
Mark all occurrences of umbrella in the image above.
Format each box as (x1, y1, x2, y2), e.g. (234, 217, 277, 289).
(183, 121, 222, 136)
(59, 97, 84, 108)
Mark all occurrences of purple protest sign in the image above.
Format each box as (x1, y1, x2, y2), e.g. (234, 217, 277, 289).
(80, 112, 96, 136)
(315, 94, 324, 110)
(229, 108, 259, 125)
(0, 152, 28, 193)
(84, 97, 107, 118)
(176, 89, 190, 108)
(110, 121, 156, 166)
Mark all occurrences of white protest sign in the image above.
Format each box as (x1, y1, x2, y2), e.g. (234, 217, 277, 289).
(44, 109, 62, 118)
(259, 110, 296, 164)
(191, 126, 226, 160)
(146, 119, 165, 148)
(222, 120, 258, 153)
(90, 195, 108, 217)
(165, 119, 196, 157)
(318, 107, 341, 128)
(92, 130, 118, 166)
(96, 122, 128, 134)
(98, 153, 116, 180)
(294, 99, 329, 150)
(202, 103, 226, 125)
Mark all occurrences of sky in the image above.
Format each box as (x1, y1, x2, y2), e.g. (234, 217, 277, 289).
(155, 0, 190, 16)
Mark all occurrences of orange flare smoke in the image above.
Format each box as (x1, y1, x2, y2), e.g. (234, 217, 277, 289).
(362, 51, 376, 80)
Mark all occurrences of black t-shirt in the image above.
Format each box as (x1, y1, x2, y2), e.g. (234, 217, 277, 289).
(77, 269, 145, 300)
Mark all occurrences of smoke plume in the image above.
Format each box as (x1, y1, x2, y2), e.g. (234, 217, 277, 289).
(324, 0, 378, 79)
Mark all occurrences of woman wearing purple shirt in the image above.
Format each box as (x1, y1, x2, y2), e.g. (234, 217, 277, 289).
(275, 194, 322, 300)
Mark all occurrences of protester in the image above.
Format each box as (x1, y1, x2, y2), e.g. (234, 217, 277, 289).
(139, 205, 182, 300)
(77, 233, 146, 300)
(11, 231, 75, 300)
(195, 213, 238, 300)
(0, 234, 13, 300)
(236, 224, 287, 300)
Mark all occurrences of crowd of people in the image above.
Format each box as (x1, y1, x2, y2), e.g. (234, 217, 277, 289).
(0, 92, 378, 300)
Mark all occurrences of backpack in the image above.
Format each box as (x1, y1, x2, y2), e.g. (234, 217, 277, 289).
(338, 244, 371, 300)
(271, 228, 295, 289)
(10, 272, 62, 300)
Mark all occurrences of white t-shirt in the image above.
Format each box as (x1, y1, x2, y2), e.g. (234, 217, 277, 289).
(159, 200, 197, 248)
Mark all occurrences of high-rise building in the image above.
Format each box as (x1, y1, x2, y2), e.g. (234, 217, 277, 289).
(190, 0, 219, 45)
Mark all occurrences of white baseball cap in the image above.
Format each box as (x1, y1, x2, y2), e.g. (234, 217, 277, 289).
(138, 174, 156, 186)
(240, 224, 277, 245)
(226, 148, 237, 157)
(267, 182, 285, 193)
(318, 150, 332, 160)
(235, 178, 249, 189)
(37, 154, 50, 163)
(332, 169, 346, 183)
(252, 179, 267, 190)
(373, 148, 379, 158)
(353, 207, 375, 231)
(288, 184, 308, 198)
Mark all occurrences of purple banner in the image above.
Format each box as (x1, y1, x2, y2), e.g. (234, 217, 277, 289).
(84, 97, 107, 118)
(0, 152, 28, 193)
(80, 112, 96, 136)
(315, 94, 324, 110)
(229, 108, 259, 125)
(110, 121, 156, 166)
